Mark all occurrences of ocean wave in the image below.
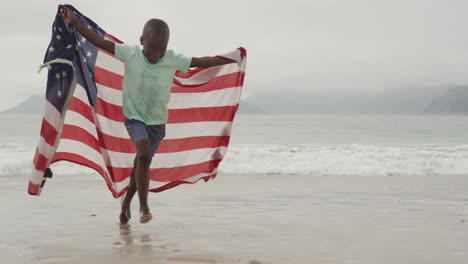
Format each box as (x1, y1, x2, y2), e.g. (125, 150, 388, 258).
(220, 144, 468, 176)
(1, 144, 467, 177)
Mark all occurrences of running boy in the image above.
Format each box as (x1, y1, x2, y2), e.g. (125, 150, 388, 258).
(59, 5, 238, 224)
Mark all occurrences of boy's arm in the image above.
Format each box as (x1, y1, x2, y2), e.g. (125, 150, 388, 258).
(59, 6, 115, 55)
(190, 57, 236, 68)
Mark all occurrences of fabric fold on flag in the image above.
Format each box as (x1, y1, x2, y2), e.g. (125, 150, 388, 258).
(28, 5, 247, 197)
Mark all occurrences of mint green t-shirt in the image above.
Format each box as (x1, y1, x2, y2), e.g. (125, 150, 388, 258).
(114, 44, 191, 125)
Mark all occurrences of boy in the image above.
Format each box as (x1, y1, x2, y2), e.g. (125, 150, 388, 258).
(59, 6, 238, 224)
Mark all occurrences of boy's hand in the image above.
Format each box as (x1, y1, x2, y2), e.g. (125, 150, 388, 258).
(59, 6, 77, 25)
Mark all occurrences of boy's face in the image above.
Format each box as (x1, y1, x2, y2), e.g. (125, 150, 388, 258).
(141, 36, 168, 64)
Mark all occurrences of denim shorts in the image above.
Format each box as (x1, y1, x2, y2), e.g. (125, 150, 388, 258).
(124, 119, 166, 155)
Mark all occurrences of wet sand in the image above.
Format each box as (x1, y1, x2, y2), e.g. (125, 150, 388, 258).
(0, 174, 467, 263)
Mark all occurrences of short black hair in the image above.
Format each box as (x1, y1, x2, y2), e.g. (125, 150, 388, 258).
(142, 19, 170, 39)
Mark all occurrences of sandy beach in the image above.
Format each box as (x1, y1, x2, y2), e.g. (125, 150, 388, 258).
(0, 174, 467, 264)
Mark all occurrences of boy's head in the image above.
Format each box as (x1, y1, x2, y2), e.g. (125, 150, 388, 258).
(140, 19, 170, 64)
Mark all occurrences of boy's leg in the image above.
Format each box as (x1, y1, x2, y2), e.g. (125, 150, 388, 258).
(134, 138, 153, 222)
(120, 157, 137, 224)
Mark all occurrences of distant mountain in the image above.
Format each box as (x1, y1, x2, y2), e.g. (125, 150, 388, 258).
(423, 86, 468, 114)
(244, 90, 376, 114)
(245, 86, 460, 115)
(1, 94, 266, 115)
(0, 95, 44, 115)
(365, 86, 450, 114)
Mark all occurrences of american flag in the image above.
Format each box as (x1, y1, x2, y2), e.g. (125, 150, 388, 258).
(28, 5, 246, 197)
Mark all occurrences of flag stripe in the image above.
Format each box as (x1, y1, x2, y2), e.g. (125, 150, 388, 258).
(94, 66, 123, 90)
(40, 118, 58, 146)
(172, 72, 244, 92)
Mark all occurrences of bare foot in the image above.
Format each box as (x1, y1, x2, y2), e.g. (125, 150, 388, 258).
(119, 202, 131, 225)
(140, 211, 152, 224)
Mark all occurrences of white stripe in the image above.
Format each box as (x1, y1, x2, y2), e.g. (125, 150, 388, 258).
(73, 84, 89, 102)
(56, 139, 105, 166)
(168, 86, 242, 109)
(96, 84, 241, 110)
(43, 100, 62, 129)
(36, 136, 55, 160)
(174, 64, 240, 86)
(30, 168, 45, 185)
(95, 49, 124, 75)
(64, 110, 100, 138)
(97, 83, 122, 106)
(94, 113, 129, 138)
(166, 121, 233, 139)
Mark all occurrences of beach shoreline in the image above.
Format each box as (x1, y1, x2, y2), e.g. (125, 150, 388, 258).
(1, 173, 467, 263)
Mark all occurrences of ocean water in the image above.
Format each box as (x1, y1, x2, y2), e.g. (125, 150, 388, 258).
(1, 114, 467, 177)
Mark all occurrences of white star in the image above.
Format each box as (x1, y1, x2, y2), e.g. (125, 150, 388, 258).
(81, 36, 86, 43)
(76, 41, 81, 47)
(83, 57, 87, 63)
(87, 25, 92, 30)
(55, 73, 61, 79)
(56, 34, 62, 40)
(86, 50, 93, 58)
(62, 71, 67, 78)
(66, 44, 72, 49)
(48, 46, 55, 52)
(57, 90, 62, 98)
(89, 73, 93, 78)
(58, 27, 62, 32)
(53, 26, 56, 32)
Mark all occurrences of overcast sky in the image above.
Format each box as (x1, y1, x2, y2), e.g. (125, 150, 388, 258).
(1, 0, 468, 110)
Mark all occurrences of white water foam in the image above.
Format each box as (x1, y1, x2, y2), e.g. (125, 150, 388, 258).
(220, 144, 468, 176)
(1, 143, 467, 177)
(0, 143, 94, 177)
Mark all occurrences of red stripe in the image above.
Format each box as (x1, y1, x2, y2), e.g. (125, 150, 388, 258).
(33, 150, 48, 171)
(149, 174, 216, 193)
(168, 105, 239, 123)
(67, 97, 94, 123)
(40, 118, 58, 146)
(64, 122, 230, 153)
(94, 97, 238, 123)
(94, 66, 123, 90)
(51, 151, 222, 187)
(158, 136, 230, 153)
(61, 124, 101, 153)
(152, 159, 222, 182)
(94, 97, 124, 121)
(28, 181, 40, 195)
(172, 72, 244, 92)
